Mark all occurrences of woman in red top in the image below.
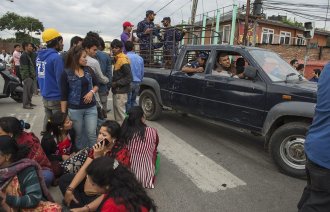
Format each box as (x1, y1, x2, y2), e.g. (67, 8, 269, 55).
(85, 157, 156, 212)
(59, 120, 130, 209)
(0, 116, 54, 187)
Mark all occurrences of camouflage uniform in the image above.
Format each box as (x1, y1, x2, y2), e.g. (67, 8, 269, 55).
(136, 19, 162, 64)
(162, 27, 185, 68)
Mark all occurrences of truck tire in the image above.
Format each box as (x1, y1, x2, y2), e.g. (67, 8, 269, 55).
(269, 122, 309, 178)
(139, 89, 162, 121)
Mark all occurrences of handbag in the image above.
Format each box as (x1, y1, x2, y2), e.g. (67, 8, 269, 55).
(60, 148, 89, 174)
(155, 151, 160, 176)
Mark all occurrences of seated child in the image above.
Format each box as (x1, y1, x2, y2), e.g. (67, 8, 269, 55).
(41, 111, 75, 179)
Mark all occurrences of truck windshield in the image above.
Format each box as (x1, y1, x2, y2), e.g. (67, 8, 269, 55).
(250, 50, 305, 82)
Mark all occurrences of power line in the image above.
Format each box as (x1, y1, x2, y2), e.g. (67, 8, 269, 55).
(155, 0, 176, 14)
(169, 0, 192, 17)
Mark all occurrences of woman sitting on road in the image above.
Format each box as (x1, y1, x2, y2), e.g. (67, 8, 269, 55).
(122, 106, 159, 188)
(0, 135, 60, 211)
(0, 116, 54, 187)
(59, 120, 130, 209)
(41, 111, 76, 180)
(85, 157, 156, 211)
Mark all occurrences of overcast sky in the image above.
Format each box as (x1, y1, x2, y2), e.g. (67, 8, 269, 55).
(1, 0, 329, 50)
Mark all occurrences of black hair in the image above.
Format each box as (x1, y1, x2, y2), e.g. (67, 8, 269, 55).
(70, 36, 83, 48)
(98, 37, 105, 50)
(297, 64, 304, 71)
(45, 111, 68, 141)
(0, 117, 26, 138)
(22, 42, 27, 50)
(110, 39, 123, 49)
(65, 45, 86, 70)
(82, 36, 99, 49)
(14, 44, 20, 48)
(46, 36, 63, 48)
(290, 59, 298, 66)
(86, 31, 100, 39)
(100, 120, 121, 140)
(121, 106, 146, 144)
(125, 41, 134, 52)
(86, 157, 157, 212)
(314, 69, 321, 75)
(0, 135, 30, 162)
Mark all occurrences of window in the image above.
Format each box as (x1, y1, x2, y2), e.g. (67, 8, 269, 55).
(221, 25, 231, 44)
(261, 28, 274, 44)
(280, 31, 291, 45)
(180, 50, 211, 71)
(296, 34, 305, 45)
(212, 51, 250, 79)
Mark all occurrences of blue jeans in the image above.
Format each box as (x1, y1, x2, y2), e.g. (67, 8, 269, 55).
(42, 169, 54, 187)
(126, 82, 140, 112)
(69, 106, 98, 150)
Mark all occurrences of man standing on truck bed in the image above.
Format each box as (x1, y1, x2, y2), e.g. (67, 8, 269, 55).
(298, 62, 330, 212)
(181, 52, 208, 74)
(136, 10, 162, 64)
(161, 17, 186, 68)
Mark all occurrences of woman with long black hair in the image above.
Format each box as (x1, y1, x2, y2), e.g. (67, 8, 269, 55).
(121, 106, 159, 188)
(0, 135, 60, 211)
(86, 157, 157, 211)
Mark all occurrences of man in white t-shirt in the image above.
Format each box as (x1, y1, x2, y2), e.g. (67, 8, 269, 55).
(12, 44, 22, 81)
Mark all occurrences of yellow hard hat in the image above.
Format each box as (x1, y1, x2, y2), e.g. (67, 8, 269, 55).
(42, 28, 61, 43)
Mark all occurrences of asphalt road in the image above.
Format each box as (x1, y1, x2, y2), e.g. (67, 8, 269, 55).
(0, 96, 306, 212)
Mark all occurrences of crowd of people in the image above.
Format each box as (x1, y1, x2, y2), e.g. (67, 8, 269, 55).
(0, 9, 175, 211)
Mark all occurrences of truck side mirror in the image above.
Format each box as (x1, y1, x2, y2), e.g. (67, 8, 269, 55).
(244, 66, 257, 79)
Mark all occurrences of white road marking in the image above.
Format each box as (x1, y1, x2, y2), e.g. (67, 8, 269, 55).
(149, 122, 246, 193)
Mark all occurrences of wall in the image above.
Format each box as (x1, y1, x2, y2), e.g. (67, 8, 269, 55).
(0, 41, 18, 54)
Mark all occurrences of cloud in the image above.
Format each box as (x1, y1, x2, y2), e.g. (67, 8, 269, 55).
(1, 0, 328, 50)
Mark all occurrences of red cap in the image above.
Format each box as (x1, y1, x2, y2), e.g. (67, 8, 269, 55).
(123, 21, 134, 27)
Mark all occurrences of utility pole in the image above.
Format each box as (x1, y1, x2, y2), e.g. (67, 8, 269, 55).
(243, 0, 251, 46)
(325, 0, 330, 30)
(191, 0, 198, 26)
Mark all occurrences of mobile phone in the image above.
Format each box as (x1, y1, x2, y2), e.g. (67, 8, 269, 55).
(101, 138, 110, 146)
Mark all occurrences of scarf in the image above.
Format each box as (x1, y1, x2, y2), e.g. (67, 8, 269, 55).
(0, 158, 54, 202)
(114, 53, 130, 71)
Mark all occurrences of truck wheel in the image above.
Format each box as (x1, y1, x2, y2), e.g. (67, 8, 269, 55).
(139, 89, 162, 121)
(269, 122, 309, 178)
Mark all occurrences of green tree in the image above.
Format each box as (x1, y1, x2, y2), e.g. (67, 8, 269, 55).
(0, 12, 44, 44)
(281, 18, 303, 28)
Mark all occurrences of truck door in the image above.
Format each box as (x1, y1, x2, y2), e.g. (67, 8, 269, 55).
(168, 49, 211, 116)
(203, 51, 267, 132)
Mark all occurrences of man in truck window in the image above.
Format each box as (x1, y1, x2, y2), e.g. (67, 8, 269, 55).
(181, 52, 208, 74)
(212, 53, 237, 77)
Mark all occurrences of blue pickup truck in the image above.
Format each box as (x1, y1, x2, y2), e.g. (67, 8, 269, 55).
(138, 45, 317, 178)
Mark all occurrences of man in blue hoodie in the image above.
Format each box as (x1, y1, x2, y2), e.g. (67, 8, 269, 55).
(36, 28, 64, 132)
(298, 62, 330, 212)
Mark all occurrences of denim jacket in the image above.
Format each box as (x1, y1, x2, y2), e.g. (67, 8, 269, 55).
(65, 67, 94, 106)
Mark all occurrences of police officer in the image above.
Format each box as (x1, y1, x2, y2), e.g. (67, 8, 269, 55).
(182, 52, 208, 74)
(136, 10, 162, 64)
